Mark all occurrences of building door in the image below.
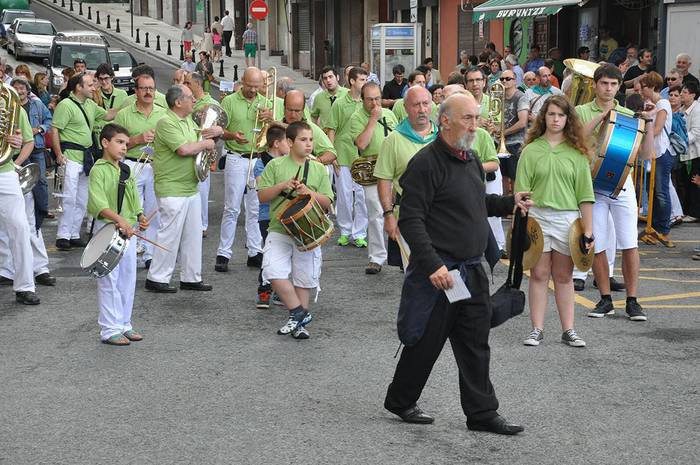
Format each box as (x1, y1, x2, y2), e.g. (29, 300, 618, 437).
(457, 5, 489, 60)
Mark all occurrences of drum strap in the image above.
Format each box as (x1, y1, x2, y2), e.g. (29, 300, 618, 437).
(117, 162, 131, 214)
(378, 117, 393, 137)
(279, 160, 310, 200)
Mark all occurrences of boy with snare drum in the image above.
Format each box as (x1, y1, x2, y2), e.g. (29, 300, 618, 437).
(87, 124, 149, 346)
(257, 121, 334, 339)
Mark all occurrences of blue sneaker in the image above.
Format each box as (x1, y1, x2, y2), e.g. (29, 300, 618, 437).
(277, 309, 312, 335)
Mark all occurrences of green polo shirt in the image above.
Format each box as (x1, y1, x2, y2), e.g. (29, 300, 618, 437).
(326, 92, 363, 166)
(311, 87, 348, 128)
(1, 108, 32, 174)
(306, 119, 336, 159)
(373, 123, 438, 195)
(152, 110, 199, 197)
(114, 102, 168, 161)
(348, 108, 398, 157)
(121, 90, 168, 110)
(514, 137, 595, 211)
(391, 98, 439, 123)
(221, 89, 269, 153)
(478, 93, 491, 120)
(473, 127, 499, 165)
(193, 93, 220, 112)
(99, 87, 129, 110)
(257, 155, 334, 235)
(575, 99, 634, 139)
(273, 96, 312, 122)
(52, 92, 107, 164)
(87, 159, 143, 225)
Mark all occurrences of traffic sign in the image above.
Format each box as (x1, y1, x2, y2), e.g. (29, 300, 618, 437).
(250, 0, 269, 20)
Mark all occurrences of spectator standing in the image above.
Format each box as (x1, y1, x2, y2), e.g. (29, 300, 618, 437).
(211, 16, 223, 36)
(222, 10, 235, 57)
(181, 54, 197, 73)
(577, 46, 591, 61)
(524, 46, 544, 74)
(524, 67, 564, 121)
(661, 69, 682, 99)
(624, 48, 655, 89)
(242, 23, 258, 68)
(181, 22, 194, 56)
(675, 53, 700, 88)
(680, 82, 700, 222)
(455, 50, 471, 73)
(199, 26, 214, 58)
(598, 27, 618, 61)
(505, 54, 524, 87)
(545, 59, 560, 88)
(33, 73, 51, 106)
(381, 64, 407, 109)
(361, 62, 380, 85)
(487, 59, 502, 86)
(548, 47, 565, 82)
(212, 29, 223, 63)
(424, 57, 441, 86)
(195, 52, 214, 93)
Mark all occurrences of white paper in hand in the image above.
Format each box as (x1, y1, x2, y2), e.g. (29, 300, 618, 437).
(444, 269, 471, 303)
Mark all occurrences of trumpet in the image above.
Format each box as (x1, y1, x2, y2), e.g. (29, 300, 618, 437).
(53, 162, 66, 213)
(488, 81, 511, 158)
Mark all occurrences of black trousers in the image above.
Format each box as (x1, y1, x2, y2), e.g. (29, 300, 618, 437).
(385, 266, 499, 422)
(223, 30, 233, 56)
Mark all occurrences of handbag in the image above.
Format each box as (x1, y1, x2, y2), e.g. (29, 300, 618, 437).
(490, 209, 527, 328)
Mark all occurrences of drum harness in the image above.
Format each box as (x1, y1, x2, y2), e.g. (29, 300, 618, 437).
(87, 162, 132, 240)
(279, 160, 310, 201)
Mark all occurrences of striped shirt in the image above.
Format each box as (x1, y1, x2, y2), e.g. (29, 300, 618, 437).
(242, 29, 257, 45)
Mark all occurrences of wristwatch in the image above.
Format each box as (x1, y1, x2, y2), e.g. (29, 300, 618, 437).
(382, 209, 394, 217)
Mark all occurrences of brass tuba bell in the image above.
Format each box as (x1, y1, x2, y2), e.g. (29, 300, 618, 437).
(0, 81, 21, 166)
(564, 59, 601, 107)
(193, 104, 229, 182)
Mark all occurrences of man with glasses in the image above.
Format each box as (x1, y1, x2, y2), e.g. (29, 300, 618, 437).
(524, 66, 563, 121)
(73, 58, 86, 74)
(675, 53, 700, 88)
(279, 90, 336, 162)
(464, 68, 491, 121)
(95, 63, 128, 111)
(120, 65, 168, 109)
(145, 85, 222, 293)
(661, 69, 682, 99)
(382, 64, 407, 109)
(114, 74, 167, 269)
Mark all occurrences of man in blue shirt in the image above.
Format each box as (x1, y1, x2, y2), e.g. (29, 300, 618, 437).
(523, 46, 544, 74)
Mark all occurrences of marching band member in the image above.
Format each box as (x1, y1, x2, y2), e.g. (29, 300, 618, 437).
(87, 124, 148, 345)
(278, 90, 336, 163)
(95, 63, 129, 111)
(576, 64, 655, 321)
(258, 121, 334, 339)
(114, 73, 167, 269)
(0, 104, 40, 304)
(120, 65, 168, 110)
(391, 71, 436, 122)
(50, 73, 117, 251)
(145, 84, 221, 293)
(516, 95, 594, 348)
(374, 86, 438, 267)
(464, 68, 491, 121)
(215, 67, 268, 273)
(326, 66, 369, 248)
(187, 72, 221, 238)
(311, 66, 348, 128)
(349, 82, 399, 274)
(272, 77, 311, 122)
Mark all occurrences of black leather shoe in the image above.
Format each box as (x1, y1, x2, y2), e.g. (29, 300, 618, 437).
(144, 259, 152, 270)
(573, 278, 585, 291)
(180, 281, 213, 291)
(246, 253, 263, 268)
(0, 275, 13, 286)
(16, 291, 40, 305)
(55, 238, 71, 250)
(387, 405, 434, 424)
(35, 273, 56, 286)
(467, 415, 524, 435)
(593, 277, 626, 292)
(69, 238, 87, 248)
(215, 255, 229, 272)
(145, 279, 177, 293)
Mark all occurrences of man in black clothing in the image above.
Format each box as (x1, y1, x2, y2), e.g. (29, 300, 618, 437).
(675, 53, 700, 88)
(384, 93, 531, 435)
(623, 48, 655, 88)
(382, 64, 407, 109)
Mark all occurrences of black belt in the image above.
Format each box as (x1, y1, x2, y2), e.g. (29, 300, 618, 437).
(126, 157, 151, 163)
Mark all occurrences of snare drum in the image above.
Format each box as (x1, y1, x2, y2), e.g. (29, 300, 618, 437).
(592, 110, 645, 199)
(80, 223, 130, 278)
(278, 194, 334, 251)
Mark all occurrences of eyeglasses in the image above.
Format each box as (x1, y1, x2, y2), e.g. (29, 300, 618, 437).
(500, 77, 515, 82)
(466, 78, 484, 84)
(666, 77, 678, 81)
(137, 86, 156, 92)
(97, 76, 112, 81)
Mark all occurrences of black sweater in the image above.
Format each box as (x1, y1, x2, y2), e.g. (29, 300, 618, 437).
(398, 135, 515, 275)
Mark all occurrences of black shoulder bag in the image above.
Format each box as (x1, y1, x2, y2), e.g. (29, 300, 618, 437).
(67, 97, 99, 175)
(490, 209, 527, 328)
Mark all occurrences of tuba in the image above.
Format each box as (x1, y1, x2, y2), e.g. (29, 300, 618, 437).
(0, 81, 21, 166)
(193, 104, 229, 182)
(488, 80, 510, 157)
(564, 59, 600, 107)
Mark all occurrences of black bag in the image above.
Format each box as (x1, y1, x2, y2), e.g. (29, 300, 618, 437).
(490, 210, 527, 328)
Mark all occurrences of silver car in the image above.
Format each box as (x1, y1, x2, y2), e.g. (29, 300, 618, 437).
(109, 49, 138, 93)
(7, 18, 56, 59)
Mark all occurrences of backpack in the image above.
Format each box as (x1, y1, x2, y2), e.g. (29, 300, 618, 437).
(665, 111, 689, 157)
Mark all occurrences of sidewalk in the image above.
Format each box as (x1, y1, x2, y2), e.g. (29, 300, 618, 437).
(35, 0, 319, 96)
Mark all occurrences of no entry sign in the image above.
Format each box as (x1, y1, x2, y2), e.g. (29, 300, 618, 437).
(250, 0, 269, 20)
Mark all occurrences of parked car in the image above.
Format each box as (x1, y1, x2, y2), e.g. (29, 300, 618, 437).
(108, 49, 137, 93)
(45, 31, 111, 94)
(6, 18, 56, 59)
(0, 7, 34, 38)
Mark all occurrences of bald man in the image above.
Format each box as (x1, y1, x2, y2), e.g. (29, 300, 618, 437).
(277, 90, 337, 163)
(524, 66, 563, 121)
(384, 93, 528, 435)
(216, 67, 271, 272)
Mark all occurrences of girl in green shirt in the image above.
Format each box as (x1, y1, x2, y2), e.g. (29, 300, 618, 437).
(515, 95, 594, 348)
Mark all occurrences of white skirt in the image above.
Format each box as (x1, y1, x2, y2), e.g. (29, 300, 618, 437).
(528, 206, 579, 256)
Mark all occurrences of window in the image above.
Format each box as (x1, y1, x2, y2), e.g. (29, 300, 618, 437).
(18, 22, 55, 35)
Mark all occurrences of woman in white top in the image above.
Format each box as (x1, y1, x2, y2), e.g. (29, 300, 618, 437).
(199, 26, 214, 57)
(639, 71, 674, 247)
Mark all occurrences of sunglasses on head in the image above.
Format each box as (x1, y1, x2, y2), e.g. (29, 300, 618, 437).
(500, 77, 515, 82)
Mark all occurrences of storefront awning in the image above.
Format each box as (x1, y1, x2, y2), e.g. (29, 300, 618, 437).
(472, 0, 583, 23)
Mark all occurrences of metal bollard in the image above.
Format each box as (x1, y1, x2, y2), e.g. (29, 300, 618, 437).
(106, 14, 111, 29)
(179, 43, 184, 61)
(96, 11, 101, 25)
(156, 35, 161, 51)
(135, 28, 140, 44)
(69, 0, 74, 12)
(192, 48, 196, 58)
(87, 6, 92, 20)
(233, 65, 238, 82)
(61, 0, 65, 8)
(79, 2, 83, 15)
(167, 39, 172, 56)
(53, 0, 57, 4)
(145, 32, 150, 48)
(116, 19, 120, 33)
(219, 59, 225, 78)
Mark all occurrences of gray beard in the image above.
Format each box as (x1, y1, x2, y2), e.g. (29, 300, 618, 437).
(455, 133, 475, 152)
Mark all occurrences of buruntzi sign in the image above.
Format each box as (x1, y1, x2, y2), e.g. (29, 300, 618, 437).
(495, 7, 548, 18)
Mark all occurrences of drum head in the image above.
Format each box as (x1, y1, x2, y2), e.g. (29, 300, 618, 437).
(280, 195, 311, 220)
(80, 224, 117, 269)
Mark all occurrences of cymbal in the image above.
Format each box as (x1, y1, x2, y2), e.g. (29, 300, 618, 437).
(569, 218, 594, 272)
(506, 216, 544, 271)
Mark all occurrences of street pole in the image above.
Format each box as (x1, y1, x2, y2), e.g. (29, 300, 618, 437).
(130, 0, 134, 38)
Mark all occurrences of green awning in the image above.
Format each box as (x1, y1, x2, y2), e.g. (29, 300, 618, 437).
(472, 0, 582, 23)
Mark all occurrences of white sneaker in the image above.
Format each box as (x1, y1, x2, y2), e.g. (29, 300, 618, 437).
(523, 328, 544, 346)
(136, 243, 146, 255)
(292, 326, 310, 339)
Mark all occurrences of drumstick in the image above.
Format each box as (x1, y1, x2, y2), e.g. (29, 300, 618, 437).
(144, 209, 158, 223)
(132, 232, 170, 252)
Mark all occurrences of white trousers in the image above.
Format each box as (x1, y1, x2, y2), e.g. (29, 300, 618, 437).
(216, 152, 262, 259)
(56, 159, 88, 240)
(96, 221, 137, 340)
(573, 212, 615, 280)
(485, 169, 506, 250)
(147, 194, 203, 284)
(0, 192, 50, 279)
(0, 171, 34, 292)
(335, 166, 368, 239)
(199, 176, 211, 231)
(670, 178, 683, 218)
(363, 184, 387, 265)
(124, 160, 159, 261)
